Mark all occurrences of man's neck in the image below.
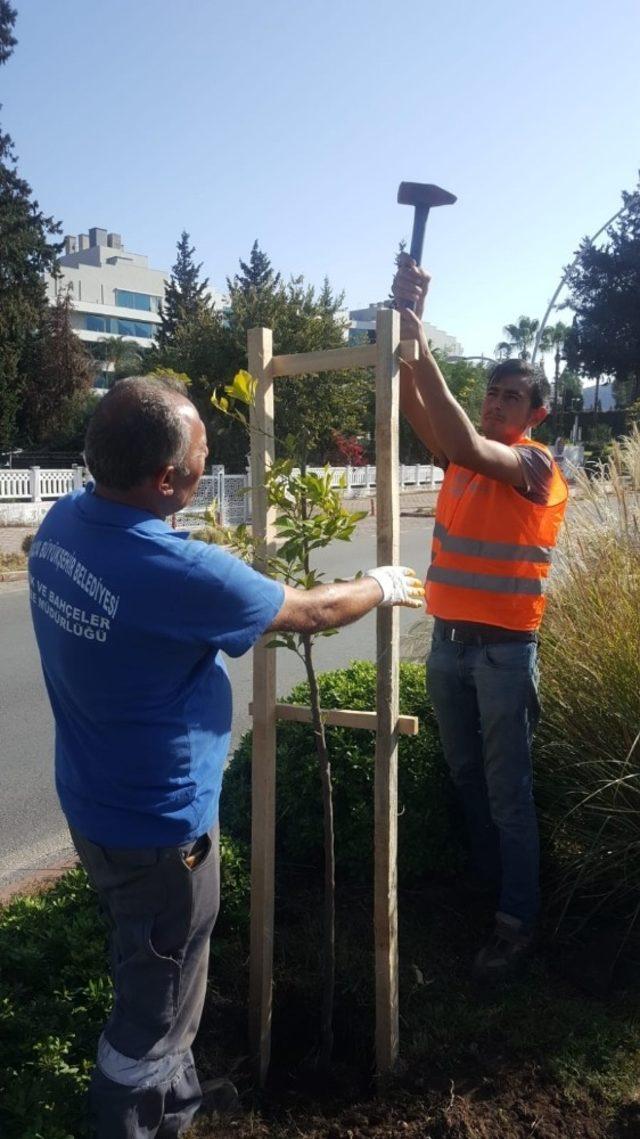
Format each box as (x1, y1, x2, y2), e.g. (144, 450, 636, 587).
(93, 483, 167, 520)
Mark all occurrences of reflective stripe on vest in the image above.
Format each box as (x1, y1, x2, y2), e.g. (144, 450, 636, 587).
(427, 564, 545, 596)
(432, 521, 552, 565)
(426, 438, 569, 630)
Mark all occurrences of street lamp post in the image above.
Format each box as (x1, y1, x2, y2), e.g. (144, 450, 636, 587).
(552, 343, 563, 436)
(531, 204, 629, 365)
(448, 355, 495, 366)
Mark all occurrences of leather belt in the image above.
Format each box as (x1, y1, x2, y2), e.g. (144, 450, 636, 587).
(433, 617, 537, 645)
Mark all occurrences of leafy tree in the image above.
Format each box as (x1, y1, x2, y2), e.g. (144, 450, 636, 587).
(440, 354, 488, 425)
(564, 182, 640, 406)
(0, 2, 62, 448)
(39, 390, 102, 453)
(560, 368, 583, 412)
(262, 277, 370, 469)
(149, 301, 243, 462)
(496, 315, 540, 360)
(147, 367, 190, 387)
(157, 231, 211, 350)
(224, 253, 371, 469)
(399, 354, 489, 464)
(154, 243, 372, 472)
(0, 0, 16, 63)
(18, 290, 93, 446)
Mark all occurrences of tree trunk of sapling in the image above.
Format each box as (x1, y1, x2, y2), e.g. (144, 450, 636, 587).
(301, 631, 336, 1071)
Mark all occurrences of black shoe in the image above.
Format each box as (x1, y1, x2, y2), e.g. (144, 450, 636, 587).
(472, 912, 534, 986)
(199, 1077, 240, 1115)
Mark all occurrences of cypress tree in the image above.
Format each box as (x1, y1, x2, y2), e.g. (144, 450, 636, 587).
(158, 230, 210, 349)
(232, 239, 281, 295)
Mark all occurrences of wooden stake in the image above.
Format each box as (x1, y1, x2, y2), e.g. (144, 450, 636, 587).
(374, 306, 401, 1074)
(249, 702, 419, 736)
(248, 327, 277, 1087)
(271, 338, 418, 379)
(246, 311, 411, 1085)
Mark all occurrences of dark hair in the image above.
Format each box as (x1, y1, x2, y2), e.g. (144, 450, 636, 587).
(84, 376, 193, 490)
(487, 359, 549, 410)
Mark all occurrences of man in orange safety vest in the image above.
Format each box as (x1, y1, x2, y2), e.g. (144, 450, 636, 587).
(393, 255, 568, 983)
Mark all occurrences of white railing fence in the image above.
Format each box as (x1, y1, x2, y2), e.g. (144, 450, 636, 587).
(0, 466, 84, 503)
(1, 450, 587, 529)
(303, 462, 442, 495)
(0, 462, 444, 527)
(183, 462, 443, 526)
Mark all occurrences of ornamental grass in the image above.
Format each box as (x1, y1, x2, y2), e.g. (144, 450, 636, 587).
(537, 426, 640, 934)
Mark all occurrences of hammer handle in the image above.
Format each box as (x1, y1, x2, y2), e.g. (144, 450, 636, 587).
(401, 206, 430, 312)
(409, 205, 430, 265)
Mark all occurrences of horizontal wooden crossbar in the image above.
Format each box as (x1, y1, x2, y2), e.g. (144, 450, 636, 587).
(249, 702, 419, 736)
(271, 338, 419, 379)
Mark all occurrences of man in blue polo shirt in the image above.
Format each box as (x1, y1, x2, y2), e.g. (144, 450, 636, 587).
(29, 376, 423, 1139)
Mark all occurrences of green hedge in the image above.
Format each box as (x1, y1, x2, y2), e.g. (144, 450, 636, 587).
(221, 660, 463, 886)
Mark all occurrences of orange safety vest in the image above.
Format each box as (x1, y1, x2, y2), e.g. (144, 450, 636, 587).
(426, 438, 568, 632)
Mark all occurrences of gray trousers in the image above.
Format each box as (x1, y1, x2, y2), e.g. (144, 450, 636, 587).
(70, 823, 220, 1139)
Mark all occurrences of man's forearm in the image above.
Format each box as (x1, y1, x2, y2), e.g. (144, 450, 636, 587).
(269, 567, 424, 633)
(305, 578, 383, 630)
(269, 576, 383, 634)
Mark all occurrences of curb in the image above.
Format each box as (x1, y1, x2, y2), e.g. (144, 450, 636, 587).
(0, 570, 27, 582)
(0, 856, 79, 907)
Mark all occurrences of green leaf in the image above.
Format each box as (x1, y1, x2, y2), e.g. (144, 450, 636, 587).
(225, 368, 257, 405)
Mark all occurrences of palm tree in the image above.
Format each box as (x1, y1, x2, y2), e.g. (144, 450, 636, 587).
(92, 336, 147, 387)
(539, 322, 570, 433)
(495, 340, 513, 360)
(497, 316, 540, 361)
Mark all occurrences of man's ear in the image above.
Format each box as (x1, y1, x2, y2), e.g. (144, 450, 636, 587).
(154, 465, 177, 498)
(529, 406, 548, 431)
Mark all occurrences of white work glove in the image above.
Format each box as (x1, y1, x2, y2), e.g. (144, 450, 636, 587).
(365, 565, 425, 608)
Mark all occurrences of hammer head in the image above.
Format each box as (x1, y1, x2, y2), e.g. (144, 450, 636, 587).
(397, 182, 457, 208)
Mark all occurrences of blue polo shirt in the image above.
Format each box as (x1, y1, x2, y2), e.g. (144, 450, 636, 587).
(29, 488, 284, 847)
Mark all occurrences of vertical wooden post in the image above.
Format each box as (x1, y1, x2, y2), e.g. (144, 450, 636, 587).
(374, 307, 401, 1073)
(248, 326, 277, 1086)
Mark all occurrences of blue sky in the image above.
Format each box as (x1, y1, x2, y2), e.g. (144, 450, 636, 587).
(2, 0, 639, 356)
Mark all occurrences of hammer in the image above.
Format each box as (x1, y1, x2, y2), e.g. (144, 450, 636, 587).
(397, 182, 456, 310)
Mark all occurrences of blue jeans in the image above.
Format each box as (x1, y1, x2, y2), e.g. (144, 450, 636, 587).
(427, 629, 541, 930)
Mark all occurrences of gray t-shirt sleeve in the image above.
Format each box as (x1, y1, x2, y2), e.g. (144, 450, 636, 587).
(513, 445, 553, 505)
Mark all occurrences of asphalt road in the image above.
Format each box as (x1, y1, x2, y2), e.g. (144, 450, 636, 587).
(0, 516, 434, 889)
